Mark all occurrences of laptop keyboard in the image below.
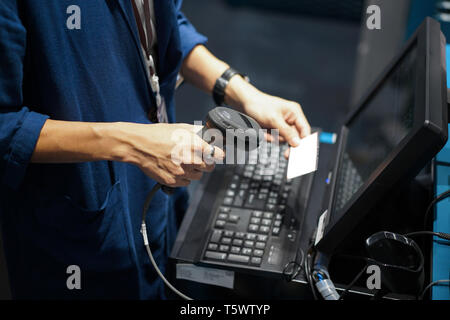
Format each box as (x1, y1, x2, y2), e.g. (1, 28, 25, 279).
(335, 153, 363, 210)
(203, 143, 294, 267)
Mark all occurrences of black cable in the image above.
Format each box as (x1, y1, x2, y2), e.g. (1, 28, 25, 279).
(405, 231, 450, 241)
(304, 247, 319, 300)
(338, 263, 368, 300)
(418, 279, 450, 300)
(423, 189, 450, 229)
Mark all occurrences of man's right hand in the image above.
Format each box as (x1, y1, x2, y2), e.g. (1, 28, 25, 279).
(32, 120, 225, 188)
(113, 122, 225, 187)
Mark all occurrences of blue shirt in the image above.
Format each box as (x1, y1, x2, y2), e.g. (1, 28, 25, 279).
(0, 0, 207, 299)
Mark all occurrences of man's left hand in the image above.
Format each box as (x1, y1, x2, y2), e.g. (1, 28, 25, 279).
(240, 90, 311, 158)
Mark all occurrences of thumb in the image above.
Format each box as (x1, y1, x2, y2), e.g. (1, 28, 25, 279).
(277, 120, 301, 147)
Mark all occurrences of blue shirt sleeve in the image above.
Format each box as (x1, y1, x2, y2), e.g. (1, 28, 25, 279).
(0, 0, 49, 190)
(174, 0, 208, 60)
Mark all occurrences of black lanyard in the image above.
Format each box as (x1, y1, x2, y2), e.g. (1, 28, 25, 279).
(131, 0, 156, 73)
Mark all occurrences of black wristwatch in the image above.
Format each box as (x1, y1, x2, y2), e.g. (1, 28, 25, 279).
(213, 67, 249, 106)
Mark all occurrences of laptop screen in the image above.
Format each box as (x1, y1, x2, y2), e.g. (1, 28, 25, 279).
(334, 43, 418, 212)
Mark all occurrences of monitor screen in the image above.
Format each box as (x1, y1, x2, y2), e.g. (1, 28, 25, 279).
(334, 43, 418, 212)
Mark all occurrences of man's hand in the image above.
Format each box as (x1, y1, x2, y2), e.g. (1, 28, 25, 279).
(225, 75, 311, 158)
(116, 123, 225, 187)
(240, 91, 311, 145)
(32, 121, 224, 187)
(180, 45, 311, 157)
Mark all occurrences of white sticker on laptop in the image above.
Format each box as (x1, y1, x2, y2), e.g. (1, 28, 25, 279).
(287, 132, 319, 179)
(176, 263, 235, 289)
(315, 210, 328, 246)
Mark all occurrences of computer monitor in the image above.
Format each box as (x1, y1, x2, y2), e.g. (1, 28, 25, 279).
(317, 18, 448, 254)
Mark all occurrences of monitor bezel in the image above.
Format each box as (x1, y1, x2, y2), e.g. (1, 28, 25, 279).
(317, 17, 448, 254)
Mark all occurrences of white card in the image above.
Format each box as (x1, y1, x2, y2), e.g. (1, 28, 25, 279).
(176, 263, 235, 289)
(287, 132, 319, 179)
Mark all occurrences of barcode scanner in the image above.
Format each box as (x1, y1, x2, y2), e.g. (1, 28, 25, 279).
(160, 107, 262, 194)
(142, 107, 262, 300)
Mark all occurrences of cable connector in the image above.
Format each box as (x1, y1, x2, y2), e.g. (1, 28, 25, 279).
(141, 223, 149, 246)
(315, 279, 340, 300)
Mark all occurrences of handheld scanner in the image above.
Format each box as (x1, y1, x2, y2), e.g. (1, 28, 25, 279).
(161, 107, 262, 194)
(199, 107, 263, 152)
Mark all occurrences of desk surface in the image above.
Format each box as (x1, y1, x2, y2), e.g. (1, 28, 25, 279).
(431, 44, 450, 300)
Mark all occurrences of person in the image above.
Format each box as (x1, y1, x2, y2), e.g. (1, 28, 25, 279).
(0, 0, 310, 299)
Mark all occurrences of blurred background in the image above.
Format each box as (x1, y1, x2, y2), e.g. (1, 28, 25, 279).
(0, 0, 447, 299)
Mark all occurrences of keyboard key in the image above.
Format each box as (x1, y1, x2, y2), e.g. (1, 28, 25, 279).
(230, 183, 237, 189)
(235, 232, 245, 239)
(255, 242, 266, 250)
(263, 212, 273, 219)
(230, 246, 241, 254)
(244, 240, 255, 248)
(218, 213, 228, 220)
(241, 248, 252, 256)
(215, 220, 226, 229)
(228, 254, 250, 264)
(257, 193, 268, 200)
(245, 194, 265, 210)
(221, 237, 232, 245)
(223, 197, 233, 205)
(252, 211, 263, 218)
(232, 239, 243, 246)
(228, 214, 240, 223)
(272, 227, 281, 236)
(210, 230, 222, 243)
(219, 206, 231, 213)
(259, 226, 270, 234)
(253, 249, 264, 257)
(205, 251, 226, 261)
(250, 257, 262, 266)
(261, 219, 272, 226)
(207, 243, 218, 251)
(248, 224, 259, 232)
(250, 217, 261, 225)
(274, 220, 282, 227)
(226, 190, 235, 197)
(224, 230, 234, 238)
(246, 233, 257, 241)
(233, 190, 245, 206)
(219, 245, 230, 252)
(257, 235, 268, 242)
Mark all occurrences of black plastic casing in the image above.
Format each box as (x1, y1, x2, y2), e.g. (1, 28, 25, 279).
(317, 18, 448, 255)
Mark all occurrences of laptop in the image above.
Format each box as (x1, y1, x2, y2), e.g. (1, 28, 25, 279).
(170, 18, 448, 279)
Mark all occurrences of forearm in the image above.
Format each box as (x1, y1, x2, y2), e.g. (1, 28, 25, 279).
(31, 119, 128, 163)
(180, 45, 261, 112)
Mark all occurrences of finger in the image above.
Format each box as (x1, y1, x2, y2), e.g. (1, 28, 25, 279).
(294, 113, 311, 138)
(182, 168, 203, 181)
(284, 148, 290, 159)
(264, 132, 274, 142)
(174, 178, 190, 187)
(276, 120, 301, 147)
(193, 161, 215, 173)
(200, 141, 225, 165)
